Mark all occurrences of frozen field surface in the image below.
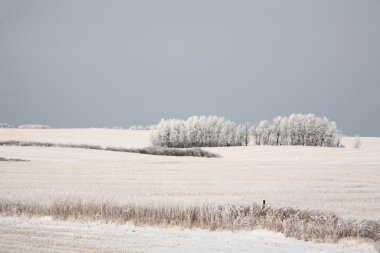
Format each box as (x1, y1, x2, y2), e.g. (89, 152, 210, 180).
(0, 129, 379, 252)
(0, 216, 376, 253)
(0, 129, 379, 219)
(0, 128, 151, 148)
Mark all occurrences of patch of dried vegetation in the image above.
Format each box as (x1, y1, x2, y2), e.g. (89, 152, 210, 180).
(0, 198, 378, 246)
(0, 157, 29, 162)
(0, 140, 220, 158)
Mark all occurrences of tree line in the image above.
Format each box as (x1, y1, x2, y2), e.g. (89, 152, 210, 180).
(151, 114, 342, 148)
(151, 116, 249, 148)
(252, 114, 342, 147)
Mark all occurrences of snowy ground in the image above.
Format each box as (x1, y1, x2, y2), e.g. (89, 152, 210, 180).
(0, 129, 379, 219)
(0, 216, 376, 253)
(0, 129, 379, 252)
(0, 128, 151, 148)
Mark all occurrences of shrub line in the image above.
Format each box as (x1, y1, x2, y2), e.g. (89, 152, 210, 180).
(0, 140, 220, 158)
(0, 157, 29, 162)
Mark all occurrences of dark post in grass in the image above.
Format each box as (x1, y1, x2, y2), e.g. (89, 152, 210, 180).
(262, 200, 266, 209)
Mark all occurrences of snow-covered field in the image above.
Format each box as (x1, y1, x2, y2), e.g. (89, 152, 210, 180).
(0, 128, 151, 148)
(0, 129, 379, 252)
(0, 216, 376, 253)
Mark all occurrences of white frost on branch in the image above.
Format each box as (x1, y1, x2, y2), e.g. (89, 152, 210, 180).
(252, 114, 342, 147)
(353, 134, 362, 148)
(151, 116, 248, 148)
(152, 114, 343, 148)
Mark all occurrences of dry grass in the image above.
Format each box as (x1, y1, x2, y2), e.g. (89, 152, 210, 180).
(0, 198, 379, 244)
(0, 140, 220, 158)
(0, 157, 29, 162)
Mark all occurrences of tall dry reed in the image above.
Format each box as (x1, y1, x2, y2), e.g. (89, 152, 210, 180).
(0, 198, 378, 245)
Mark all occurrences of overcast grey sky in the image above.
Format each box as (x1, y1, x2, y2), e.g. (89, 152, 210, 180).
(0, 0, 379, 136)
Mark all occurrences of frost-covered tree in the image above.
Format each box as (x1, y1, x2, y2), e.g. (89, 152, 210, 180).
(129, 125, 156, 130)
(353, 134, 361, 148)
(251, 114, 342, 147)
(255, 120, 271, 145)
(220, 120, 236, 146)
(151, 119, 172, 147)
(271, 116, 283, 145)
(152, 114, 342, 148)
(0, 123, 13, 128)
(278, 117, 288, 145)
(237, 123, 250, 146)
(18, 124, 50, 129)
(169, 119, 186, 148)
(151, 116, 246, 148)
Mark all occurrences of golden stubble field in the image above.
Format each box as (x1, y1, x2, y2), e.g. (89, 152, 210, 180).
(0, 128, 379, 220)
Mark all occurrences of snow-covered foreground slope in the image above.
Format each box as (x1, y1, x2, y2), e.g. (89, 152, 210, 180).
(0, 216, 376, 253)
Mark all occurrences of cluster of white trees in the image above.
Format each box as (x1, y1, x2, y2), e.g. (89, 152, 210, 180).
(0, 123, 51, 129)
(251, 114, 342, 147)
(151, 116, 250, 148)
(0, 123, 13, 128)
(18, 124, 50, 129)
(129, 125, 157, 130)
(151, 114, 343, 148)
